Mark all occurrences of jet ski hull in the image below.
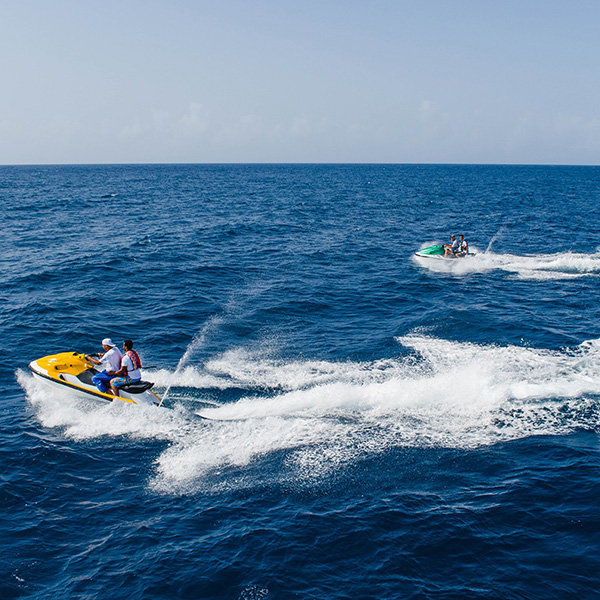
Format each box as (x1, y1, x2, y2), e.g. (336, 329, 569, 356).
(415, 244, 445, 258)
(415, 244, 474, 259)
(29, 352, 160, 405)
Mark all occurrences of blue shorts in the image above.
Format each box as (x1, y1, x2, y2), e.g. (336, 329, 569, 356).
(111, 376, 140, 389)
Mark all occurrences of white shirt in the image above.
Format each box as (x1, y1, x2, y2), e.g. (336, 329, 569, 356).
(121, 353, 141, 381)
(100, 346, 122, 372)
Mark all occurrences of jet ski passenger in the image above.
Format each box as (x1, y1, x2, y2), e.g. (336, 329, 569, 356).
(458, 234, 469, 256)
(110, 339, 143, 397)
(444, 235, 459, 257)
(84, 339, 123, 393)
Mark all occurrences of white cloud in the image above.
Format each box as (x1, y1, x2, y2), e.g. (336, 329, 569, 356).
(118, 103, 207, 140)
(290, 115, 328, 138)
(553, 113, 600, 150)
(290, 115, 310, 137)
(216, 114, 263, 143)
(419, 100, 433, 114)
(179, 102, 207, 135)
(119, 117, 146, 139)
(152, 110, 172, 132)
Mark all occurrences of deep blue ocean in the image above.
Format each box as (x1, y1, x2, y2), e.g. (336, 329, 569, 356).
(2, 164, 600, 599)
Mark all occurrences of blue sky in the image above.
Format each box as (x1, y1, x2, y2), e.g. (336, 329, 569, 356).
(1, 0, 599, 164)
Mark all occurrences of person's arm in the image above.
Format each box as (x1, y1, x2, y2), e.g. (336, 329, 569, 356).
(111, 364, 127, 376)
(110, 356, 129, 377)
(84, 353, 103, 365)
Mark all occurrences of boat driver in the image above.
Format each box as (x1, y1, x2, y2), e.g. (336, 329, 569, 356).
(84, 338, 123, 394)
(110, 339, 143, 397)
(443, 235, 459, 257)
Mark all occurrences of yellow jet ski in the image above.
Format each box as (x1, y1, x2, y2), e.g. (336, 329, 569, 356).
(29, 351, 161, 405)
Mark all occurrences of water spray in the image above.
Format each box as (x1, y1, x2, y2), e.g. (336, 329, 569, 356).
(158, 315, 223, 407)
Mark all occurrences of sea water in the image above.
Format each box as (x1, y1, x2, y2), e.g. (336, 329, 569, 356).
(2, 164, 600, 599)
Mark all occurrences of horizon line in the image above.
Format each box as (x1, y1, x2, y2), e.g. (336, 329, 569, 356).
(1, 161, 599, 168)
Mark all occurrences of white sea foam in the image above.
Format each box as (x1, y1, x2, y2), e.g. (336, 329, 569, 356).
(17, 370, 188, 440)
(148, 349, 407, 392)
(414, 250, 600, 280)
(18, 335, 600, 493)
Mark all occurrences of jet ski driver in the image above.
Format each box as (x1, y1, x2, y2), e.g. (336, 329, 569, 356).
(443, 235, 459, 257)
(84, 338, 123, 393)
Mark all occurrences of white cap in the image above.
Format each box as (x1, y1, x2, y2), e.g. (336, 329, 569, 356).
(101, 338, 116, 347)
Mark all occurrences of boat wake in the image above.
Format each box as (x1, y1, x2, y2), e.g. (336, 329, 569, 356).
(414, 249, 600, 280)
(18, 335, 600, 493)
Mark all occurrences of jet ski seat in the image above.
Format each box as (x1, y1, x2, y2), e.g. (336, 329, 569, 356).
(121, 380, 155, 394)
(76, 368, 99, 385)
(76, 369, 154, 394)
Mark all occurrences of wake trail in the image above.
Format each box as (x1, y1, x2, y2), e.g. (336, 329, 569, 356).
(415, 250, 600, 280)
(18, 334, 600, 492)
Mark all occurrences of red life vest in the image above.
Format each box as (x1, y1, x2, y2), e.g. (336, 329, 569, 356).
(126, 349, 142, 371)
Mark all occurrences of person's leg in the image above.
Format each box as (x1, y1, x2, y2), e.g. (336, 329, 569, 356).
(110, 376, 130, 397)
(92, 371, 113, 393)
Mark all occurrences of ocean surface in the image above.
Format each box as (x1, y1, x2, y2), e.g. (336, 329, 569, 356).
(2, 163, 600, 599)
